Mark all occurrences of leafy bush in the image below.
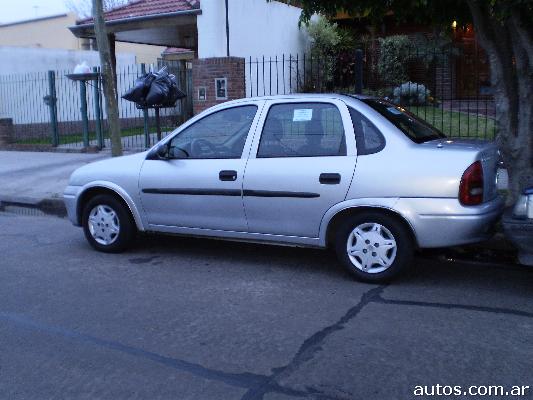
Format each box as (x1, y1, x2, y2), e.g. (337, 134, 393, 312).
(377, 35, 413, 85)
(307, 17, 341, 55)
(392, 82, 431, 106)
(305, 17, 341, 90)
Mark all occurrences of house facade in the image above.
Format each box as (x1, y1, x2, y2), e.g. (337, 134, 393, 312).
(70, 0, 311, 112)
(71, 0, 309, 60)
(0, 12, 165, 64)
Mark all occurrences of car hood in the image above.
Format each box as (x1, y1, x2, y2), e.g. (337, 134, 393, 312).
(68, 151, 148, 186)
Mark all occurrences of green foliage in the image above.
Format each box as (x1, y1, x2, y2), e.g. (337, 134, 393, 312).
(411, 32, 461, 68)
(294, 0, 532, 28)
(307, 17, 341, 57)
(377, 35, 412, 85)
(305, 17, 345, 89)
(296, 0, 472, 28)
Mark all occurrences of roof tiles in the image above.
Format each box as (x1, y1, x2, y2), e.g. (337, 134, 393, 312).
(77, 0, 200, 24)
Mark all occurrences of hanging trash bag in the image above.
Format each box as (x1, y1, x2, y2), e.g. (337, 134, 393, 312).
(145, 70, 172, 106)
(122, 72, 157, 105)
(123, 66, 186, 107)
(166, 74, 187, 105)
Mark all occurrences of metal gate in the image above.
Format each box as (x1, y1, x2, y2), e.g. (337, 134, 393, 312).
(0, 61, 193, 152)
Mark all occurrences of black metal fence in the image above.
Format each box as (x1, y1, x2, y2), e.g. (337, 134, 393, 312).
(246, 44, 496, 140)
(0, 60, 193, 150)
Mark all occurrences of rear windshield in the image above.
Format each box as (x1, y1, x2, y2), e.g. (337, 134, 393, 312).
(362, 99, 446, 144)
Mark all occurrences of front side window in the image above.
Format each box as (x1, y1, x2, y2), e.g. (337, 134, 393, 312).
(257, 102, 346, 158)
(169, 105, 257, 159)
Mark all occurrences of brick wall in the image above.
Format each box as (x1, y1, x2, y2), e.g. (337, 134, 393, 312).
(192, 57, 245, 115)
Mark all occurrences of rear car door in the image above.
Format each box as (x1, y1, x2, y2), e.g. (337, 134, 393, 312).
(139, 102, 262, 232)
(242, 99, 357, 238)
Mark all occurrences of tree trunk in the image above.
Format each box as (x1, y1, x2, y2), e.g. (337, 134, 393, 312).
(467, 0, 533, 204)
(92, 0, 123, 157)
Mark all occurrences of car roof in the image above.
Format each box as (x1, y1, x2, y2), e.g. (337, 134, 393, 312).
(221, 93, 378, 106)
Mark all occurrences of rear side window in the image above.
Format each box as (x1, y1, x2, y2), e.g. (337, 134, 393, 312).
(349, 107, 385, 155)
(257, 102, 346, 158)
(361, 99, 446, 143)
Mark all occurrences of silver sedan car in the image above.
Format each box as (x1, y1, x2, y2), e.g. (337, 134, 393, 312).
(64, 94, 504, 282)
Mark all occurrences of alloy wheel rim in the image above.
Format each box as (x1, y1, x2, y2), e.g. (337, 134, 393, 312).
(346, 222, 397, 274)
(88, 205, 120, 246)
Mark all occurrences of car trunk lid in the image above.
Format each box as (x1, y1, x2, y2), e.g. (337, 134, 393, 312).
(421, 139, 500, 203)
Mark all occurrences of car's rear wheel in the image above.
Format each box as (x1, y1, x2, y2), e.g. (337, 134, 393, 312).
(334, 212, 414, 282)
(82, 194, 135, 253)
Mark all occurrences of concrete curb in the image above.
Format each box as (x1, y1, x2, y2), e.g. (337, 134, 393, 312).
(0, 195, 66, 218)
(0, 145, 101, 154)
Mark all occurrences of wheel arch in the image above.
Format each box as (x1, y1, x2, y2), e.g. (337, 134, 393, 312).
(322, 204, 419, 249)
(76, 183, 145, 231)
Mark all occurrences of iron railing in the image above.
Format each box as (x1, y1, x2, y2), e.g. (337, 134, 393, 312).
(245, 45, 496, 141)
(0, 61, 193, 150)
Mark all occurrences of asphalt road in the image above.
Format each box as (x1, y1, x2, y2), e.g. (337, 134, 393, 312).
(1, 212, 532, 400)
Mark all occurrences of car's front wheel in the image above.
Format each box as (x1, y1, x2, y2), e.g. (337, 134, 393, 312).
(82, 194, 135, 253)
(335, 212, 414, 282)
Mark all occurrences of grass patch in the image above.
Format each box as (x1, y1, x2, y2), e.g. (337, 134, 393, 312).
(15, 107, 496, 146)
(408, 106, 496, 140)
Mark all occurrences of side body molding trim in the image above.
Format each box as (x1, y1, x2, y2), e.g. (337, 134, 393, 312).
(142, 188, 320, 199)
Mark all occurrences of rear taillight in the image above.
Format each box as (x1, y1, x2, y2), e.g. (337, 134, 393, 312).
(459, 161, 484, 206)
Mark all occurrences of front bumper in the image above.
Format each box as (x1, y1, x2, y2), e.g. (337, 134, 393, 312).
(63, 185, 82, 226)
(396, 196, 505, 248)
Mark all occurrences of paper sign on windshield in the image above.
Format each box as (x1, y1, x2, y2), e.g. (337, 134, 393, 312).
(293, 109, 313, 122)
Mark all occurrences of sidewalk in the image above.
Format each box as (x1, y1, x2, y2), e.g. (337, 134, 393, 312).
(0, 151, 109, 216)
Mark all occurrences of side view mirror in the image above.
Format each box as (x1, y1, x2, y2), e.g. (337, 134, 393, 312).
(156, 144, 169, 159)
(147, 143, 169, 160)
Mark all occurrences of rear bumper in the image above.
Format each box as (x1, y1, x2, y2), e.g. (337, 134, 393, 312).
(396, 196, 505, 248)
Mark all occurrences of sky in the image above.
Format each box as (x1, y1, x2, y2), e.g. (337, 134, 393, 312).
(0, 0, 70, 24)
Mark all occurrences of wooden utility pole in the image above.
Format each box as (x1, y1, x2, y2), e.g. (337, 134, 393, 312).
(92, 0, 123, 156)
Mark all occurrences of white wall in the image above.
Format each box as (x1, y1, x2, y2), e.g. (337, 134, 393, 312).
(196, 0, 227, 58)
(196, 0, 311, 97)
(0, 48, 177, 125)
(0, 46, 136, 74)
(197, 0, 309, 58)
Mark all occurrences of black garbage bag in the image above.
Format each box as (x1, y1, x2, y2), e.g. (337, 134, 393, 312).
(122, 72, 156, 104)
(124, 66, 187, 107)
(145, 70, 172, 106)
(166, 74, 187, 105)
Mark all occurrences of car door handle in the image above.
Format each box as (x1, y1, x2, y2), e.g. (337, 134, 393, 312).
(219, 170, 238, 181)
(319, 173, 341, 185)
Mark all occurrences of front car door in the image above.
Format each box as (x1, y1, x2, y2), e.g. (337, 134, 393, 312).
(139, 102, 263, 233)
(242, 99, 357, 239)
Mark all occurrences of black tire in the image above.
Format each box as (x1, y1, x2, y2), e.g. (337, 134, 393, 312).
(82, 194, 136, 253)
(334, 212, 414, 283)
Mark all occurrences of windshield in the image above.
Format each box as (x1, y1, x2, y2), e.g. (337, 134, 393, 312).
(362, 99, 446, 144)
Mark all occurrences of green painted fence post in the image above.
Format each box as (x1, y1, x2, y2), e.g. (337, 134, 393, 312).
(93, 67, 103, 149)
(80, 81, 90, 148)
(47, 71, 59, 146)
(141, 63, 150, 148)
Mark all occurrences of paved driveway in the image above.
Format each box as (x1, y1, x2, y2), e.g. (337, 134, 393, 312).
(1, 213, 532, 400)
